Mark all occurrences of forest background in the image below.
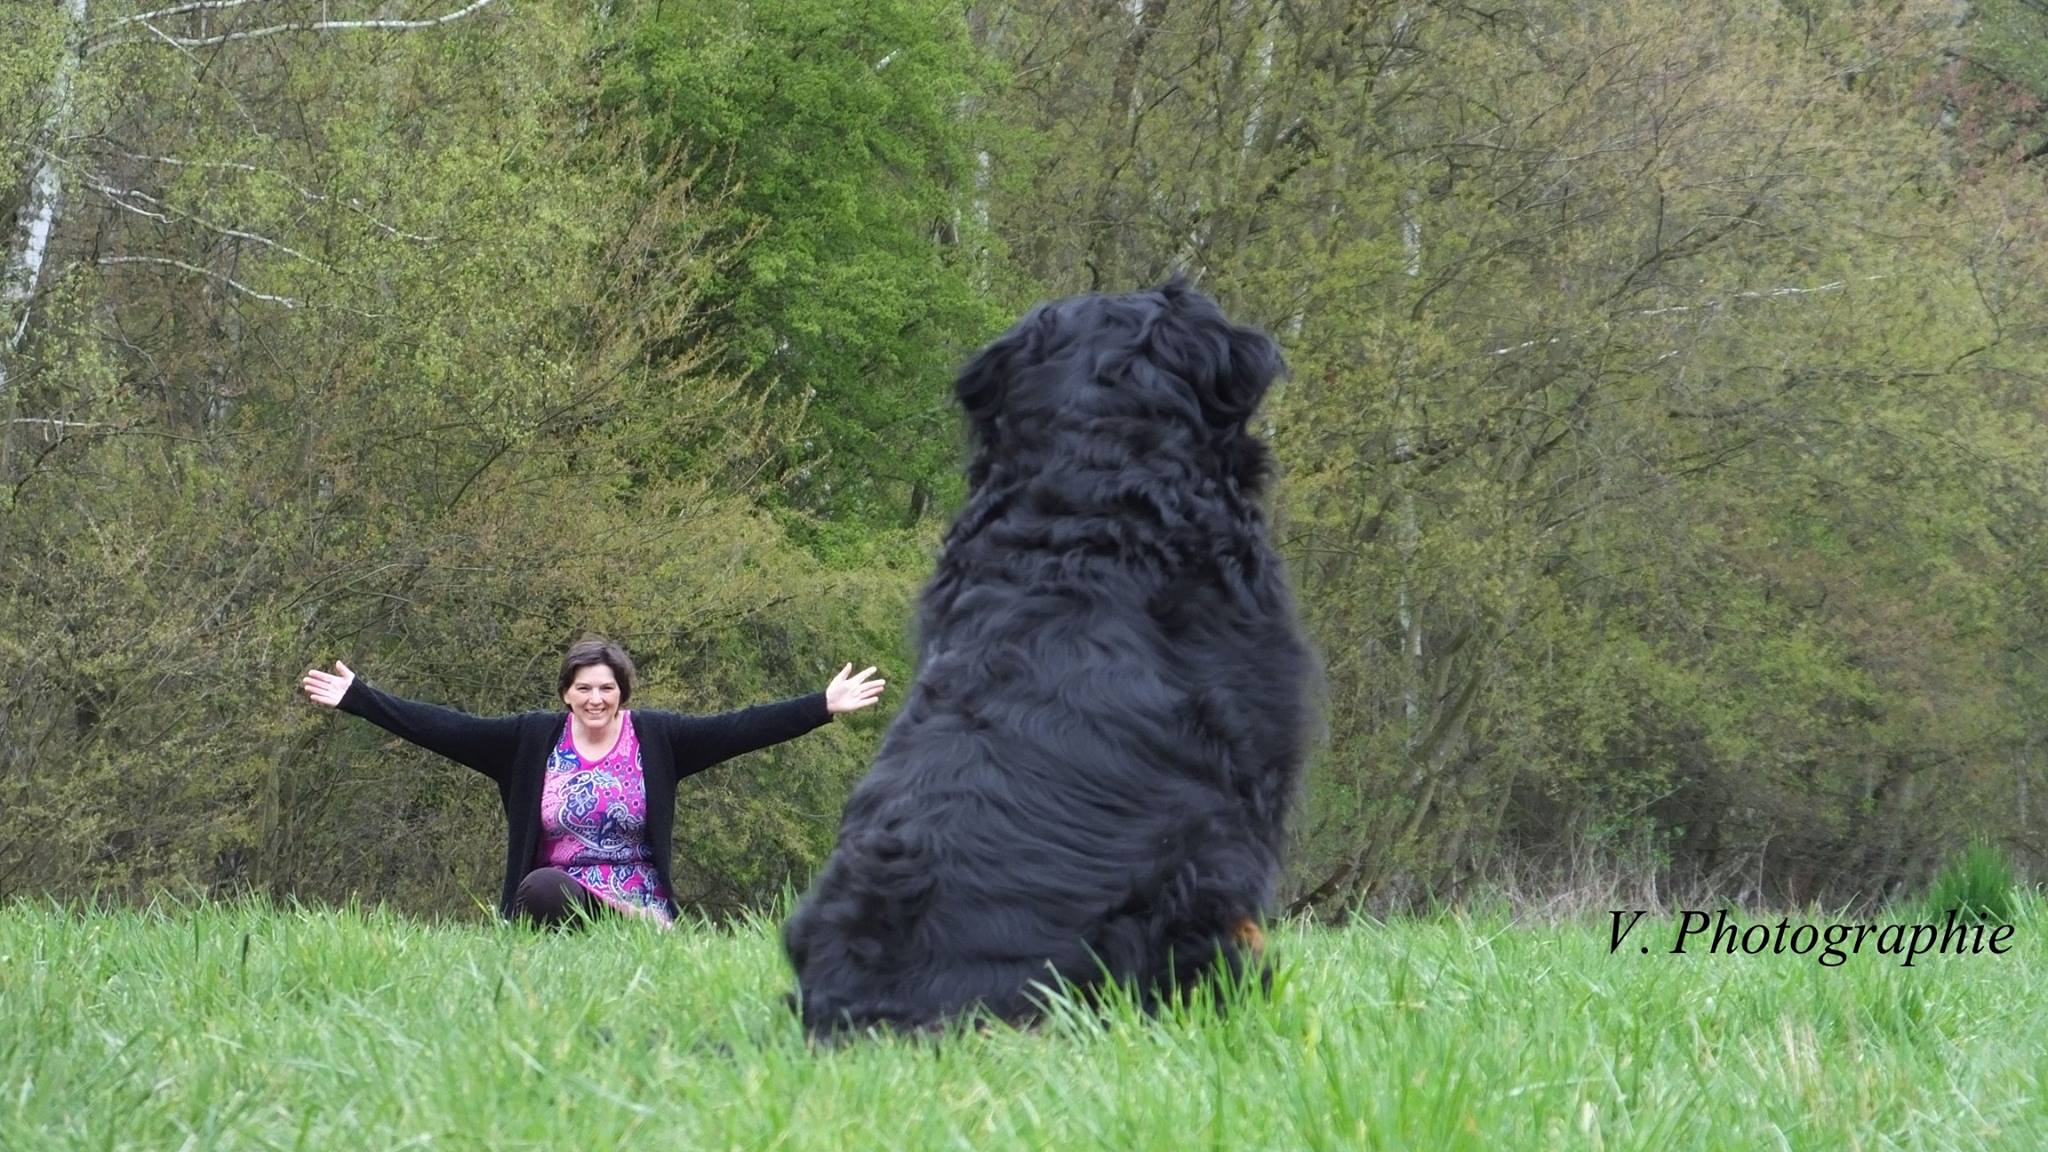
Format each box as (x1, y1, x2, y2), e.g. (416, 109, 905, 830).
(5, 0, 2048, 919)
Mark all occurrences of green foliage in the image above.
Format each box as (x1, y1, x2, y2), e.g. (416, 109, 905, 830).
(0, 3, 61, 214)
(608, 0, 1008, 528)
(1962, 0, 2048, 162)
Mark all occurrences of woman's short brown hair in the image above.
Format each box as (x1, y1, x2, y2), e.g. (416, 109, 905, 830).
(557, 637, 637, 705)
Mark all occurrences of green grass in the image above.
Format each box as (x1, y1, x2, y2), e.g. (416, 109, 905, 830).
(1924, 840, 2020, 926)
(2, 898, 2043, 1150)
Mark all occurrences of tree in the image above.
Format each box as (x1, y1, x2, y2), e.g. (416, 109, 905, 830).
(609, 0, 1007, 533)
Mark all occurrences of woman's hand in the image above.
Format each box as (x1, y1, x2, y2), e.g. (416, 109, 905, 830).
(301, 660, 357, 708)
(825, 663, 886, 715)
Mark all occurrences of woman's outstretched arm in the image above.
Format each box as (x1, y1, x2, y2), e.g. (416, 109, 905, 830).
(301, 660, 527, 783)
(660, 663, 887, 777)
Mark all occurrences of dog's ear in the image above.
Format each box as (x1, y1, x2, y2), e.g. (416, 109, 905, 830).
(1217, 322, 1284, 428)
(955, 304, 1053, 449)
(1151, 279, 1286, 431)
(953, 335, 1010, 438)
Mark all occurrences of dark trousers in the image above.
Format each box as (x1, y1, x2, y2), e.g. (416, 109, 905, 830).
(513, 867, 614, 929)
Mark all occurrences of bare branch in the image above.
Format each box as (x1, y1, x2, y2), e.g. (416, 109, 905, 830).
(97, 256, 301, 307)
(75, 169, 329, 267)
(1633, 278, 1868, 318)
(131, 10, 212, 65)
(102, 0, 273, 27)
(1488, 336, 1565, 357)
(7, 417, 105, 430)
(81, 179, 175, 223)
(112, 0, 500, 48)
(5, 417, 212, 445)
(1486, 276, 1890, 357)
(112, 150, 261, 176)
(109, 150, 441, 243)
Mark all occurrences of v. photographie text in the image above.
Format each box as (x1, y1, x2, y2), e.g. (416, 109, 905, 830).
(1606, 908, 2014, 967)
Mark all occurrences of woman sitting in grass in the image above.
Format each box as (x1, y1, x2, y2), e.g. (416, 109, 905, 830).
(300, 637, 885, 928)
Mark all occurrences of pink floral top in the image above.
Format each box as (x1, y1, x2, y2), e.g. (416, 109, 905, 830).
(534, 713, 674, 922)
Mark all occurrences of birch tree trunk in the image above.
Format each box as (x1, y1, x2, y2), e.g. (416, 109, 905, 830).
(1, 0, 86, 413)
(0, 0, 84, 835)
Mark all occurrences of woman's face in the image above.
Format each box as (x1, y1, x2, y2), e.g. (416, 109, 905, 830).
(563, 663, 622, 726)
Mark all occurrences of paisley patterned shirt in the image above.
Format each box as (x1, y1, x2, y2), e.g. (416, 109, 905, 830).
(535, 712, 674, 922)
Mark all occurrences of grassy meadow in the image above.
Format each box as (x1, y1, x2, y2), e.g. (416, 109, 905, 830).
(1, 897, 2041, 1150)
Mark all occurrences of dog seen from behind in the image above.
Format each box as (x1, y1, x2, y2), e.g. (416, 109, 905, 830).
(783, 279, 1318, 1036)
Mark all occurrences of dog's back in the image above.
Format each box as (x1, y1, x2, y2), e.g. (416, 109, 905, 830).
(784, 281, 1317, 1036)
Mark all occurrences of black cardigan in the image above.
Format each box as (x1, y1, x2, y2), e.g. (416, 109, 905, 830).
(337, 677, 833, 919)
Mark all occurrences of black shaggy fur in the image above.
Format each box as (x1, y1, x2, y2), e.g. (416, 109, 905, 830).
(782, 279, 1318, 1036)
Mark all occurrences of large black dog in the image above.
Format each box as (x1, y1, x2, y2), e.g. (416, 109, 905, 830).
(783, 279, 1317, 1036)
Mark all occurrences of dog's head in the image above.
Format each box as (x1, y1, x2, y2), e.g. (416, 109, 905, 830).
(953, 278, 1286, 493)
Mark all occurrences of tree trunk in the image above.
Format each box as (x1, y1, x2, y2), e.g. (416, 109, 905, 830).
(0, 0, 85, 786)
(1, 0, 87, 410)
(3, 0, 87, 498)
